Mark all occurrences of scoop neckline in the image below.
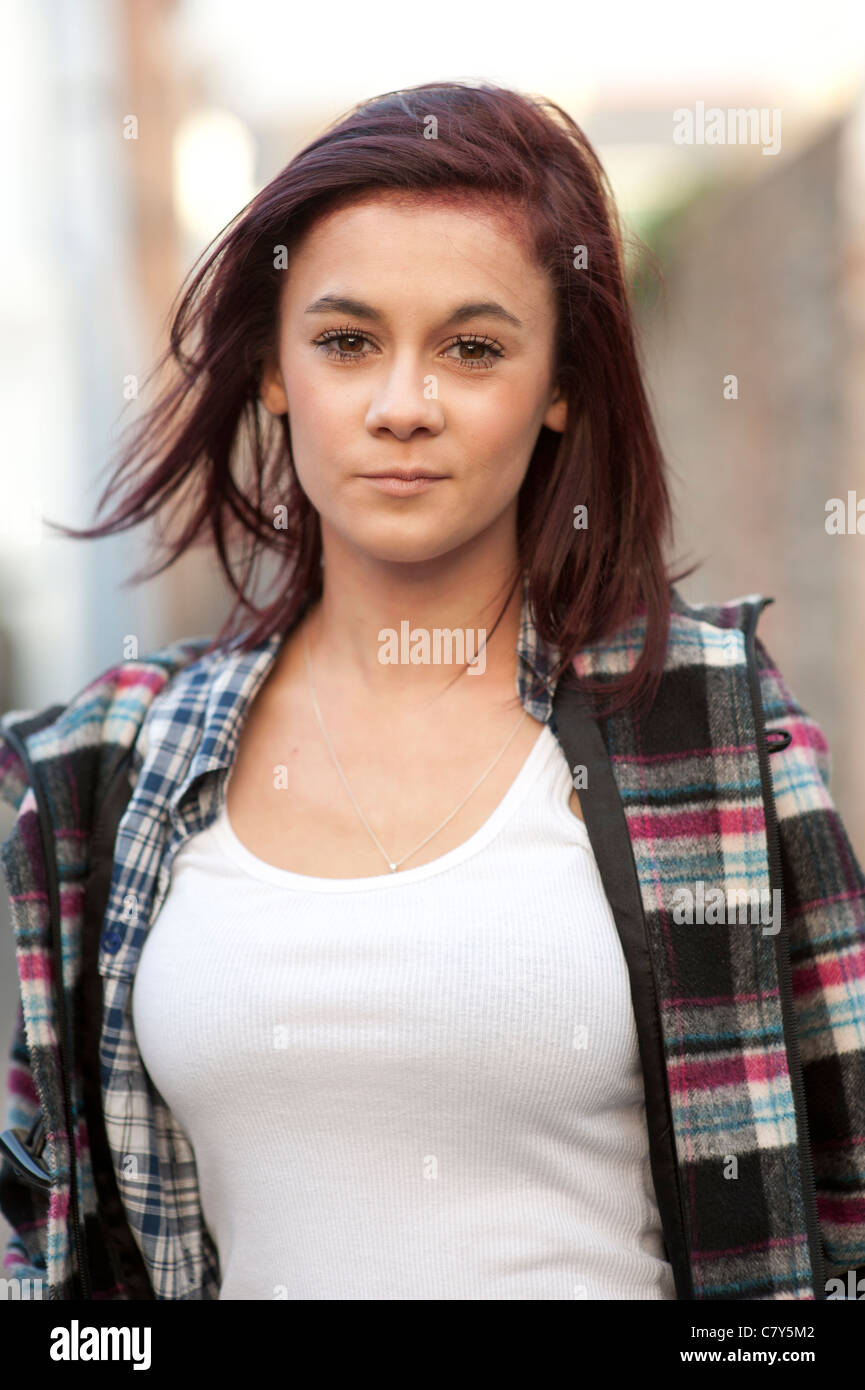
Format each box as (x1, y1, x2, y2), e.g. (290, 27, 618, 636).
(210, 721, 577, 892)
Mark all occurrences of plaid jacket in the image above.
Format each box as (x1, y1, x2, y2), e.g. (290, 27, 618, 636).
(1, 579, 864, 1301)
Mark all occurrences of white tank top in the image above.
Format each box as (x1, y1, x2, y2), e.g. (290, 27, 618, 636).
(131, 723, 676, 1300)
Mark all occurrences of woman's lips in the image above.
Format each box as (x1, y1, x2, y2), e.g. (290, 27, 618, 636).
(358, 475, 448, 496)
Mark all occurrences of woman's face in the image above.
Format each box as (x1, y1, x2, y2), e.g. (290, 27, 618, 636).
(260, 192, 567, 565)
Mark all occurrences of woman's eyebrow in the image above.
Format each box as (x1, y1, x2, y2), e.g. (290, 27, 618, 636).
(303, 293, 524, 330)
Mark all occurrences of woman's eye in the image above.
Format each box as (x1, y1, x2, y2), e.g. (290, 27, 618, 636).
(442, 338, 503, 369)
(316, 332, 372, 363)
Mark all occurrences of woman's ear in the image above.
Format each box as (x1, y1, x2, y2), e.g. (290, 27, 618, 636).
(543, 384, 568, 434)
(259, 356, 289, 415)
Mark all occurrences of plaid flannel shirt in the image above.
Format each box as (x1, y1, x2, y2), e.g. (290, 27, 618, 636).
(1, 575, 864, 1300)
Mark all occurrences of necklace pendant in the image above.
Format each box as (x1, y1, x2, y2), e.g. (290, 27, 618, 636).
(303, 621, 528, 887)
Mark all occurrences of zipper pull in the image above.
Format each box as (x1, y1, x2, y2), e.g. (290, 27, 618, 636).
(0, 1121, 51, 1190)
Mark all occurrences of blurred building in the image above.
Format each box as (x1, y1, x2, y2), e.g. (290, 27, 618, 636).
(635, 91, 865, 845)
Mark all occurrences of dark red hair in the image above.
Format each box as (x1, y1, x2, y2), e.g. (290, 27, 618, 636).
(47, 79, 695, 719)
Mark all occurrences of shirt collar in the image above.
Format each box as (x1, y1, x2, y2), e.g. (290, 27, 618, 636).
(515, 568, 562, 724)
(158, 569, 562, 815)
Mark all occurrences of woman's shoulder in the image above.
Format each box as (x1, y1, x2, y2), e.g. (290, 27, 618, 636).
(0, 634, 219, 812)
(668, 583, 774, 636)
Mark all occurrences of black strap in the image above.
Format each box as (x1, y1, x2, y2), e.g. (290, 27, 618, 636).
(551, 666, 694, 1298)
(75, 744, 156, 1297)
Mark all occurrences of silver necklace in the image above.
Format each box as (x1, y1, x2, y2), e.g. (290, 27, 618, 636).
(302, 619, 528, 873)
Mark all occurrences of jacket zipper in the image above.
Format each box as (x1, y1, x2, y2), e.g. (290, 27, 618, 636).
(2, 721, 91, 1300)
(744, 607, 826, 1300)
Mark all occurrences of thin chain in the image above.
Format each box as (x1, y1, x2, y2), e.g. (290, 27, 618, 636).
(302, 618, 528, 873)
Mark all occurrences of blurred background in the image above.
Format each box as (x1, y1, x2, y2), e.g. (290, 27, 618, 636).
(1, 0, 865, 1253)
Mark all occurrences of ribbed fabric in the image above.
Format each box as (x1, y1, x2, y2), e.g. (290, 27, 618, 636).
(131, 723, 676, 1300)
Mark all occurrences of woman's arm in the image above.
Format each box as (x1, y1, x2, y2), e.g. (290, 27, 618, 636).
(756, 635, 865, 1286)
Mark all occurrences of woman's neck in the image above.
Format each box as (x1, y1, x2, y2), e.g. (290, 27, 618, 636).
(284, 542, 525, 713)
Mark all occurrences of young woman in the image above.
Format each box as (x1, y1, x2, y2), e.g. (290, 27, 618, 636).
(1, 80, 864, 1303)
